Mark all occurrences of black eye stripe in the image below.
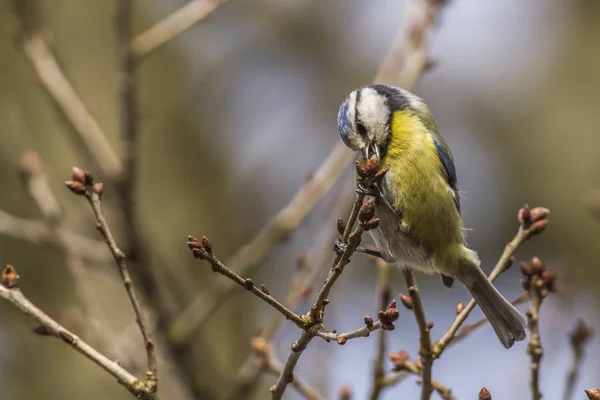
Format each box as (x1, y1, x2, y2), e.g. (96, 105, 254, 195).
(356, 120, 367, 137)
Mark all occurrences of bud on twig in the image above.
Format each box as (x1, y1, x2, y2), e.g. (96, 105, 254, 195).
(378, 299, 399, 330)
(518, 204, 532, 227)
(33, 325, 50, 336)
(201, 236, 213, 253)
(337, 218, 346, 235)
(530, 257, 544, 275)
(1, 265, 19, 289)
(478, 387, 492, 400)
(455, 301, 464, 314)
(400, 294, 413, 310)
(364, 316, 374, 328)
(358, 200, 375, 223)
(261, 284, 270, 295)
(363, 218, 380, 231)
(389, 350, 410, 371)
(65, 181, 86, 195)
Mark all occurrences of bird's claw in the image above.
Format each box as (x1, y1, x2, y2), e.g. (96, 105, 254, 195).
(356, 179, 377, 196)
(333, 240, 347, 256)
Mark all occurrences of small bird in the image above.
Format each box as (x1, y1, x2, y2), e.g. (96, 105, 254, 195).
(337, 84, 526, 348)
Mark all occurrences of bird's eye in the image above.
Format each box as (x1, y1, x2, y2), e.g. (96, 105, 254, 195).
(356, 120, 367, 138)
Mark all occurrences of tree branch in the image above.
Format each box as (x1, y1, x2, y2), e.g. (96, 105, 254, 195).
(0, 266, 152, 399)
(432, 205, 549, 356)
(66, 169, 157, 392)
(403, 270, 434, 400)
(369, 259, 390, 400)
(563, 320, 594, 400)
(131, 0, 230, 58)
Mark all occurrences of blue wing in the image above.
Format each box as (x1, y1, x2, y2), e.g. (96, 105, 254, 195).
(432, 136, 460, 213)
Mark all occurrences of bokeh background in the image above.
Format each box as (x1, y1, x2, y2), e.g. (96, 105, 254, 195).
(1, 0, 600, 399)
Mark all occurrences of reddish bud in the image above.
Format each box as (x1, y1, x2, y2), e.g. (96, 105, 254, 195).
(71, 167, 87, 184)
(530, 207, 550, 222)
(570, 320, 594, 348)
(200, 236, 212, 253)
(364, 218, 380, 230)
(586, 389, 600, 400)
(261, 284, 270, 295)
(337, 218, 346, 235)
(33, 325, 50, 336)
(542, 270, 557, 292)
(65, 181, 86, 195)
(374, 168, 388, 181)
(339, 385, 352, 400)
(456, 301, 464, 315)
(389, 350, 410, 370)
(478, 387, 492, 400)
(400, 294, 413, 310)
(518, 204, 532, 226)
(337, 337, 347, 345)
(427, 321, 434, 330)
(358, 200, 375, 223)
(59, 330, 75, 344)
(364, 316, 374, 328)
(521, 277, 531, 291)
(187, 241, 201, 250)
(243, 278, 254, 290)
(92, 182, 103, 195)
(520, 261, 533, 277)
(1, 265, 19, 289)
(355, 160, 368, 178)
(530, 257, 544, 275)
(530, 219, 549, 235)
(504, 256, 515, 271)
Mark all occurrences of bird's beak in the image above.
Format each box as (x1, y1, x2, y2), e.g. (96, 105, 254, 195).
(362, 143, 381, 161)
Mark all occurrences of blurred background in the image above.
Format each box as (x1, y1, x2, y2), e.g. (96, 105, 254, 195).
(1, 0, 600, 399)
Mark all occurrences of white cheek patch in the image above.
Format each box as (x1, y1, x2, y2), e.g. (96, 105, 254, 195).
(357, 87, 390, 144)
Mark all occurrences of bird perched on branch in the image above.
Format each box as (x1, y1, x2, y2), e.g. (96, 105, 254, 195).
(336, 84, 526, 348)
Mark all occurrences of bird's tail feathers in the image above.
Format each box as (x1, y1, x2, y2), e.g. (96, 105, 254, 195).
(456, 253, 527, 349)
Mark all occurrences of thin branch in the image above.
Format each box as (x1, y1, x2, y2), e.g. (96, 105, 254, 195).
(369, 259, 390, 400)
(0, 209, 109, 262)
(392, 357, 454, 400)
(527, 274, 544, 400)
(563, 320, 594, 400)
(186, 237, 307, 329)
(432, 205, 549, 357)
(131, 0, 230, 58)
(315, 320, 383, 343)
(169, 0, 448, 345)
(270, 331, 314, 400)
(252, 338, 325, 400)
(403, 270, 433, 400)
(18, 33, 122, 178)
(0, 266, 151, 399)
(67, 170, 157, 391)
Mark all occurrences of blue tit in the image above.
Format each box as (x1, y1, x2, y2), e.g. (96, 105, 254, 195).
(337, 84, 526, 348)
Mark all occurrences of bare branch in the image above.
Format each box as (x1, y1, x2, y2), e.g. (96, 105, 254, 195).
(270, 331, 314, 400)
(66, 169, 157, 391)
(315, 320, 383, 343)
(186, 236, 307, 329)
(563, 320, 594, 400)
(0, 266, 151, 399)
(369, 259, 390, 400)
(403, 270, 434, 400)
(433, 205, 550, 356)
(18, 34, 122, 178)
(131, 0, 230, 58)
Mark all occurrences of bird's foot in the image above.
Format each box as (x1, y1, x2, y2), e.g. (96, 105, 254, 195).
(333, 240, 384, 259)
(356, 179, 377, 196)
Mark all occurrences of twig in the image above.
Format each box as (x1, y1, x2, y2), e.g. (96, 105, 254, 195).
(131, 0, 230, 58)
(186, 237, 307, 329)
(169, 0, 448, 344)
(563, 320, 594, 400)
(315, 321, 383, 343)
(403, 270, 434, 400)
(17, 33, 122, 178)
(521, 257, 557, 400)
(586, 389, 600, 400)
(226, 187, 355, 400)
(369, 259, 390, 400)
(270, 331, 314, 400)
(389, 355, 454, 400)
(66, 170, 157, 392)
(252, 338, 325, 400)
(0, 209, 107, 261)
(432, 205, 549, 356)
(0, 266, 152, 399)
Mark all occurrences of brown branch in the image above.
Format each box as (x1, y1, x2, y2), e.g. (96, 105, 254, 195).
(369, 259, 390, 400)
(0, 266, 152, 399)
(131, 0, 230, 58)
(169, 0, 448, 345)
(252, 338, 325, 400)
(389, 355, 454, 400)
(520, 257, 557, 400)
(186, 237, 307, 329)
(226, 187, 355, 400)
(315, 320, 383, 343)
(66, 170, 157, 392)
(270, 331, 314, 400)
(432, 205, 549, 357)
(403, 270, 434, 400)
(16, 33, 122, 178)
(563, 320, 594, 400)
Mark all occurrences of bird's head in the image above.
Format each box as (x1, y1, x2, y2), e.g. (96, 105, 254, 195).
(337, 84, 427, 160)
